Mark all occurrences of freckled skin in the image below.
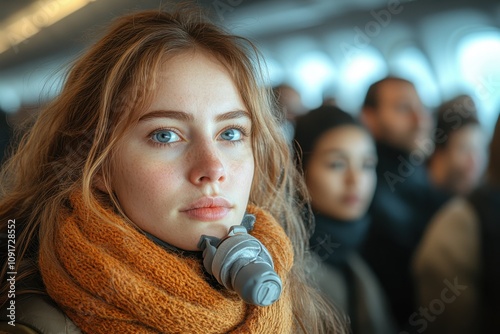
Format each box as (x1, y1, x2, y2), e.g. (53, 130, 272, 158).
(110, 51, 255, 251)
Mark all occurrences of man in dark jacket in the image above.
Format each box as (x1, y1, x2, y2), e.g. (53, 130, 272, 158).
(360, 77, 450, 332)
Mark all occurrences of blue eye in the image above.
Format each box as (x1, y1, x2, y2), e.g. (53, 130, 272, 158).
(220, 128, 243, 141)
(328, 162, 346, 169)
(151, 130, 180, 144)
(363, 157, 378, 170)
(363, 162, 377, 170)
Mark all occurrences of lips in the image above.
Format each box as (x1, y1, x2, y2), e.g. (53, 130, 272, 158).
(341, 194, 362, 205)
(180, 197, 232, 221)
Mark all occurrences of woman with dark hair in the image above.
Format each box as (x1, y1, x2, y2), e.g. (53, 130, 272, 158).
(293, 105, 396, 334)
(413, 114, 500, 334)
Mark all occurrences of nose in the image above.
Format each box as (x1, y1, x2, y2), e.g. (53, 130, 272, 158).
(345, 166, 360, 187)
(466, 150, 485, 176)
(188, 141, 226, 185)
(413, 106, 430, 131)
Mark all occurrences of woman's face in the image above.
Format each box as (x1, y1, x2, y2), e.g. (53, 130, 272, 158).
(305, 125, 377, 221)
(443, 124, 487, 195)
(109, 51, 255, 250)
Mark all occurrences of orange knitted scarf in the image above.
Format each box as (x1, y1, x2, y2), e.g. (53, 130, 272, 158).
(39, 193, 294, 333)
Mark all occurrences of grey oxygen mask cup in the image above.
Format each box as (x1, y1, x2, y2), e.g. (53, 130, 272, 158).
(197, 214, 282, 306)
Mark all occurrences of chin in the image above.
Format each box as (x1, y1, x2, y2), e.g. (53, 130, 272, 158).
(200, 223, 231, 239)
(338, 211, 364, 221)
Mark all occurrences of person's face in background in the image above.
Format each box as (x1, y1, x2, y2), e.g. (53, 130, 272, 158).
(108, 51, 255, 251)
(277, 85, 306, 121)
(441, 124, 487, 194)
(367, 80, 432, 153)
(305, 125, 377, 221)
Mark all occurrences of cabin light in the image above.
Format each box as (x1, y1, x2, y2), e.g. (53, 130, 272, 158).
(0, 0, 98, 54)
(292, 51, 337, 109)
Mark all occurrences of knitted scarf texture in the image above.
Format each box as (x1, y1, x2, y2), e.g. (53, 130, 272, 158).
(39, 193, 294, 333)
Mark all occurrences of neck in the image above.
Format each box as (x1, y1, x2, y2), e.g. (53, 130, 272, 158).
(428, 153, 448, 189)
(376, 139, 411, 156)
(310, 213, 371, 265)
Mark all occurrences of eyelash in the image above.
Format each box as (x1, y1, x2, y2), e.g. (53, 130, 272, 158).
(224, 124, 249, 146)
(147, 127, 179, 148)
(147, 124, 250, 148)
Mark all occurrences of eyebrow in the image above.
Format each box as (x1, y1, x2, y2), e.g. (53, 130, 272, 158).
(320, 148, 377, 157)
(215, 110, 250, 122)
(139, 109, 250, 122)
(320, 149, 347, 157)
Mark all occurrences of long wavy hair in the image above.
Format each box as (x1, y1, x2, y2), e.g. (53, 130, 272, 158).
(0, 5, 346, 333)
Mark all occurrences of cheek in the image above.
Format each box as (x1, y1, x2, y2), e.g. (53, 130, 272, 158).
(381, 113, 404, 135)
(448, 149, 468, 168)
(475, 153, 488, 170)
(361, 172, 377, 199)
(398, 116, 414, 131)
(112, 151, 181, 206)
(307, 168, 343, 201)
(229, 155, 254, 186)
(386, 112, 412, 131)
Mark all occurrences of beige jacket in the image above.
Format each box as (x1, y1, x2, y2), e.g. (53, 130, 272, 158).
(412, 197, 481, 334)
(313, 252, 397, 334)
(0, 294, 80, 334)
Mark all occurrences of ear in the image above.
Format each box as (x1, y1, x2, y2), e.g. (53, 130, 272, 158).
(360, 106, 377, 135)
(430, 146, 444, 163)
(93, 171, 111, 194)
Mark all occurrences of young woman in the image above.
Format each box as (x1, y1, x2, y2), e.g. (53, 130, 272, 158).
(0, 7, 345, 334)
(293, 105, 396, 334)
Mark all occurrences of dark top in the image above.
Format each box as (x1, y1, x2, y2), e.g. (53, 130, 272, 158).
(360, 141, 450, 330)
(467, 184, 500, 333)
(310, 213, 371, 334)
(310, 213, 370, 266)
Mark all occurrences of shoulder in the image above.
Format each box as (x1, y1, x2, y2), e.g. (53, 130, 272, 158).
(433, 196, 478, 222)
(309, 253, 398, 333)
(421, 197, 479, 250)
(414, 197, 480, 274)
(309, 255, 348, 310)
(1, 294, 81, 334)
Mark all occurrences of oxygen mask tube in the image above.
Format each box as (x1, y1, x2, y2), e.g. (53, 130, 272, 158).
(197, 214, 282, 306)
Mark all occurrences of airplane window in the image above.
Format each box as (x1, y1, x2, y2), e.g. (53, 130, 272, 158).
(458, 30, 500, 134)
(389, 46, 441, 109)
(336, 47, 388, 113)
(290, 51, 336, 108)
(0, 55, 70, 109)
(261, 55, 285, 87)
(0, 86, 20, 114)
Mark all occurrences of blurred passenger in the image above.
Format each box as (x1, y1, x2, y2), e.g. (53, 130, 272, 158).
(413, 113, 500, 334)
(294, 105, 396, 334)
(359, 77, 450, 330)
(428, 95, 487, 196)
(273, 83, 306, 141)
(322, 96, 337, 107)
